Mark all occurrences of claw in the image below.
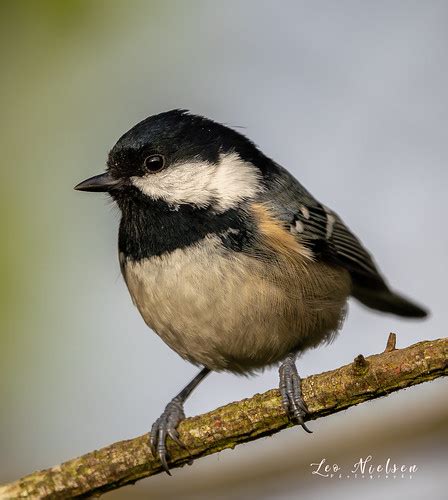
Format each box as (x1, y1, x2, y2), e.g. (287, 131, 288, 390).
(168, 428, 188, 450)
(149, 421, 158, 457)
(149, 398, 187, 474)
(301, 421, 313, 433)
(158, 447, 171, 476)
(279, 356, 312, 433)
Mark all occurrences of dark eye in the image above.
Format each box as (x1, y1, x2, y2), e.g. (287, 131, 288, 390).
(143, 154, 165, 173)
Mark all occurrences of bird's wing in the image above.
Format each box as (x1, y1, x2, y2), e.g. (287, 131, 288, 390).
(262, 164, 382, 286)
(260, 164, 427, 318)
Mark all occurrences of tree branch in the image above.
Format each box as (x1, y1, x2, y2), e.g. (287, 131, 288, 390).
(1, 334, 447, 499)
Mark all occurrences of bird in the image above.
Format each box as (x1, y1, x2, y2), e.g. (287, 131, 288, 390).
(75, 109, 427, 473)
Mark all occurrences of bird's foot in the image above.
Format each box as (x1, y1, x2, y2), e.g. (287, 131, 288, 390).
(150, 396, 187, 474)
(278, 355, 312, 433)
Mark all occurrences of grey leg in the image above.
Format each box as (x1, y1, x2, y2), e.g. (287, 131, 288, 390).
(150, 367, 210, 474)
(278, 353, 312, 433)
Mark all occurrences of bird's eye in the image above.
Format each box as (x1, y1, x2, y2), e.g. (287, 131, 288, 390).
(143, 154, 165, 173)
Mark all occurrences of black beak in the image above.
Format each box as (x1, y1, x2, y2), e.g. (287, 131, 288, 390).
(74, 173, 122, 192)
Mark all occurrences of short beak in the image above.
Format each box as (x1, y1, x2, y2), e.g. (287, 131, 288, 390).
(74, 172, 121, 193)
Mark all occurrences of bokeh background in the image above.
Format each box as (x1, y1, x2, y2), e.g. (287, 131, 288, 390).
(1, 1, 447, 498)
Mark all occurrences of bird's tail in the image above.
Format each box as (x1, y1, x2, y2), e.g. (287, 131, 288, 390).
(352, 284, 428, 318)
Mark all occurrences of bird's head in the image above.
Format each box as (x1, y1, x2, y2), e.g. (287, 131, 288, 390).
(75, 110, 270, 212)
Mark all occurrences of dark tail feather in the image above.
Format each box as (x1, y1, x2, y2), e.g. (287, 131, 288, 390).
(352, 285, 428, 318)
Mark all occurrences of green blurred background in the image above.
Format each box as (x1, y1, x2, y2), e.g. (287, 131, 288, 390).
(1, 1, 447, 498)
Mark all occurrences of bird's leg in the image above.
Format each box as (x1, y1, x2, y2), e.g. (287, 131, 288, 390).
(278, 353, 312, 433)
(150, 367, 210, 474)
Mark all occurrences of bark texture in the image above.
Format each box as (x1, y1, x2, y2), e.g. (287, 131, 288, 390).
(1, 334, 447, 499)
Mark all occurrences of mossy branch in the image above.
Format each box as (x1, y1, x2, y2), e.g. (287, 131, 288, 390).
(1, 334, 447, 499)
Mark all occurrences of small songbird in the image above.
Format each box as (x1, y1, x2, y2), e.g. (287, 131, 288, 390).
(75, 110, 427, 473)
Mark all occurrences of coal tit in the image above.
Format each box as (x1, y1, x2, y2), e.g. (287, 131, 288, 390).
(75, 110, 427, 473)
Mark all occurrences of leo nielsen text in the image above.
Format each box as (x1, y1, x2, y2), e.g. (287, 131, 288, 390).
(310, 456, 418, 479)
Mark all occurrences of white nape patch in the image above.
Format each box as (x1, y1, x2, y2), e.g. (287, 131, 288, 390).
(207, 152, 263, 210)
(130, 152, 263, 211)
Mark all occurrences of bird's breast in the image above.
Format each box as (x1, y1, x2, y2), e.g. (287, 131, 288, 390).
(120, 235, 351, 373)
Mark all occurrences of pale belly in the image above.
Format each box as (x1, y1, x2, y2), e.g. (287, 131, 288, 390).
(121, 237, 351, 373)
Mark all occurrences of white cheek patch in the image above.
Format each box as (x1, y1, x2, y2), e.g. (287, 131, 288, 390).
(132, 162, 216, 208)
(131, 152, 263, 210)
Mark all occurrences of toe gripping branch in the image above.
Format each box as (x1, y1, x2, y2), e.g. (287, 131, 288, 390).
(150, 397, 187, 474)
(278, 354, 313, 433)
